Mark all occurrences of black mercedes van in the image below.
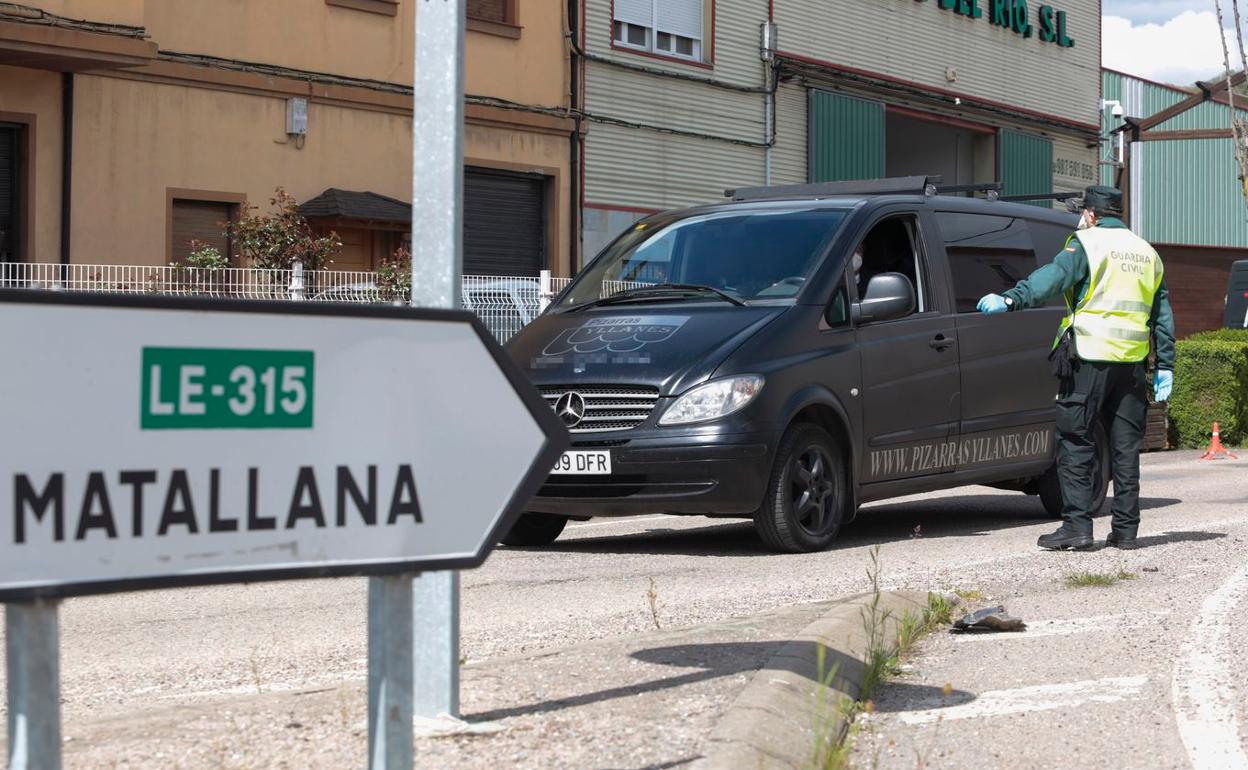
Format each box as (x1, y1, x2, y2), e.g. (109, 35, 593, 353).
(504, 177, 1109, 552)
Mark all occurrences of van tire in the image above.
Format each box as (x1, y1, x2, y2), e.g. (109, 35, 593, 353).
(501, 512, 568, 546)
(1038, 421, 1110, 518)
(754, 424, 847, 553)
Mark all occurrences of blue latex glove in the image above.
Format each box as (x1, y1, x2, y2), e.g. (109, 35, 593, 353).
(977, 294, 1009, 314)
(1154, 370, 1174, 402)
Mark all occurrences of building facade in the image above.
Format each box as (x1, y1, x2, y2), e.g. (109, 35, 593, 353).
(580, 0, 1102, 261)
(0, 0, 576, 276)
(1103, 68, 1248, 336)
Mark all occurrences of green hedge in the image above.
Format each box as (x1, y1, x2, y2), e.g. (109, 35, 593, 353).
(1186, 328, 1248, 344)
(1169, 339, 1248, 448)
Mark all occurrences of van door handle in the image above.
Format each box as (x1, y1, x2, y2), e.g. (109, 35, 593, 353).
(929, 334, 956, 351)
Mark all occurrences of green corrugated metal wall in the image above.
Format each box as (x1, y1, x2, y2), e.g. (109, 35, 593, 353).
(1000, 129, 1054, 207)
(808, 90, 884, 182)
(1103, 70, 1248, 247)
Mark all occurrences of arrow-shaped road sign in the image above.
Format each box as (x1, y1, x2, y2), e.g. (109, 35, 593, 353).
(0, 290, 568, 601)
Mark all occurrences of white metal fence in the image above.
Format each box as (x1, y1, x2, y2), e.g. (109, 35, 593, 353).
(0, 263, 653, 343)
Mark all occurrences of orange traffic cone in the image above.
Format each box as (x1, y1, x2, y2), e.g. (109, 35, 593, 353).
(1201, 422, 1239, 460)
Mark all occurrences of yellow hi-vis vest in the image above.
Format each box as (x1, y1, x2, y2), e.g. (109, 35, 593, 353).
(1055, 226, 1163, 363)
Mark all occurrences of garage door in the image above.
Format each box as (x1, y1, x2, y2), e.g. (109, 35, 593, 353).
(464, 167, 546, 276)
(808, 90, 885, 183)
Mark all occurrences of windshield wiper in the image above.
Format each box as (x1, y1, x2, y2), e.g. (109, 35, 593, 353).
(565, 283, 747, 312)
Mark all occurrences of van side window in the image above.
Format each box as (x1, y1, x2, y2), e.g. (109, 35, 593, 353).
(854, 215, 928, 315)
(936, 212, 1038, 313)
(826, 283, 850, 326)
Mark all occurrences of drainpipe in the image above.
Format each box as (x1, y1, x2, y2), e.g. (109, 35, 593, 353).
(567, 0, 583, 273)
(760, 21, 777, 185)
(60, 72, 73, 267)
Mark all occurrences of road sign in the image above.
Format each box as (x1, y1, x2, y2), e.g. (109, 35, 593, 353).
(0, 290, 567, 601)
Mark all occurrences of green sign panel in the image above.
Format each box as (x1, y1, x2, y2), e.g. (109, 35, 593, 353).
(916, 0, 1075, 48)
(141, 347, 315, 430)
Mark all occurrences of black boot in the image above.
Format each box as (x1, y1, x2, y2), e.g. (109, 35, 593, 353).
(1106, 531, 1139, 550)
(1038, 527, 1094, 551)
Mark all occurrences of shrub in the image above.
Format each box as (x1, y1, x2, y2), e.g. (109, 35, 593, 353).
(228, 188, 341, 270)
(375, 245, 412, 304)
(185, 240, 229, 271)
(1186, 328, 1248, 344)
(1168, 339, 1248, 447)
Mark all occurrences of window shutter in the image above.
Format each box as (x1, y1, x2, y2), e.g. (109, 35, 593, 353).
(656, 0, 701, 39)
(613, 0, 652, 27)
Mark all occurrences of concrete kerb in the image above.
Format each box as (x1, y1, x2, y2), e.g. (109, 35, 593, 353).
(693, 590, 929, 770)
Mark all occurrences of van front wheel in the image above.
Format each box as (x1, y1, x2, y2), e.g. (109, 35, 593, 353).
(754, 424, 847, 553)
(501, 512, 568, 546)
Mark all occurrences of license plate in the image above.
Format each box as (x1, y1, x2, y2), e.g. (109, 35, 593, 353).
(552, 450, 612, 475)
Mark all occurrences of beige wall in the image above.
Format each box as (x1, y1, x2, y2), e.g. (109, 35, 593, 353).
(0, 65, 62, 263)
(36, 0, 144, 27)
(5, 0, 574, 274)
(143, 0, 415, 86)
(71, 75, 412, 266)
(466, 0, 568, 108)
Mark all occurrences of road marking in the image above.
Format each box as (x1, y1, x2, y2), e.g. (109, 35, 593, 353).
(1172, 563, 1248, 770)
(898, 675, 1149, 725)
(953, 611, 1170, 643)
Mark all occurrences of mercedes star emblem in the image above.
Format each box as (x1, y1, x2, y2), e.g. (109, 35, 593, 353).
(554, 392, 587, 428)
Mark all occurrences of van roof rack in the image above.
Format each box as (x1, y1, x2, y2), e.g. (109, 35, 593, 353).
(724, 176, 1003, 202)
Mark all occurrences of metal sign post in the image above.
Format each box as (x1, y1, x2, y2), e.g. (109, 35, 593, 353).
(6, 601, 61, 770)
(367, 0, 467, 764)
(411, 0, 467, 724)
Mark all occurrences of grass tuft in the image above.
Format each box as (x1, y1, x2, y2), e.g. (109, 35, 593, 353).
(953, 588, 984, 602)
(1064, 570, 1137, 588)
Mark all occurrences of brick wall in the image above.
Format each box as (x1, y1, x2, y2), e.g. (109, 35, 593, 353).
(1155, 244, 1248, 339)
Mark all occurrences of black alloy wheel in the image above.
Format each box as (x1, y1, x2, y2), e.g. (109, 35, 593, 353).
(754, 423, 847, 553)
(500, 512, 568, 546)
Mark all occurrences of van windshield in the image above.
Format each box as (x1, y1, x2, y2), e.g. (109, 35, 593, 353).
(559, 208, 849, 309)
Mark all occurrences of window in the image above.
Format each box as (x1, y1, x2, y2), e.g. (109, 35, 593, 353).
(325, 0, 399, 17)
(935, 212, 1038, 313)
(468, 0, 515, 24)
(612, 0, 705, 62)
(170, 197, 240, 265)
(559, 208, 848, 307)
(852, 215, 928, 315)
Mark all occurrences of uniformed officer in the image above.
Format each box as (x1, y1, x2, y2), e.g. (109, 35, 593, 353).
(977, 186, 1176, 551)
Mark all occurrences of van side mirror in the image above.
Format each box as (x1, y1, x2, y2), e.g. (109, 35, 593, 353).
(853, 272, 916, 324)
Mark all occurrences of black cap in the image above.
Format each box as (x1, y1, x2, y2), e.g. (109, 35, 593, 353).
(1083, 185, 1123, 216)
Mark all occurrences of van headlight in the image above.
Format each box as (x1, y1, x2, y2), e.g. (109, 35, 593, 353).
(659, 375, 764, 425)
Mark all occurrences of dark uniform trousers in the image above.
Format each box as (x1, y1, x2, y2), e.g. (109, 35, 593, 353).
(1055, 359, 1150, 536)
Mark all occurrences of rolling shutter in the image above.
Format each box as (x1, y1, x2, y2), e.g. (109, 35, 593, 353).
(808, 91, 885, 183)
(467, 0, 507, 23)
(657, 0, 701, 39)
(613, 0, 652, 26)
(0, 126, 17, 262)
(171, 199, 234, 264)
(463, 167, 546, 277)
(1000, 129, 1053, 207)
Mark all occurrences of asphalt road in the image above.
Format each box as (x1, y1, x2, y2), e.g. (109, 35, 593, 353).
(1, 449, 1245, 768)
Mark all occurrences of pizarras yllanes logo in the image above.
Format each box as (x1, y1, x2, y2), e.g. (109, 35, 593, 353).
(867, 426, 1053, 483)
(542, 316, 689, 356)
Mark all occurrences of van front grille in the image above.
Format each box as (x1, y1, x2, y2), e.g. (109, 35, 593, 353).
(539, 385, 660, 434)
